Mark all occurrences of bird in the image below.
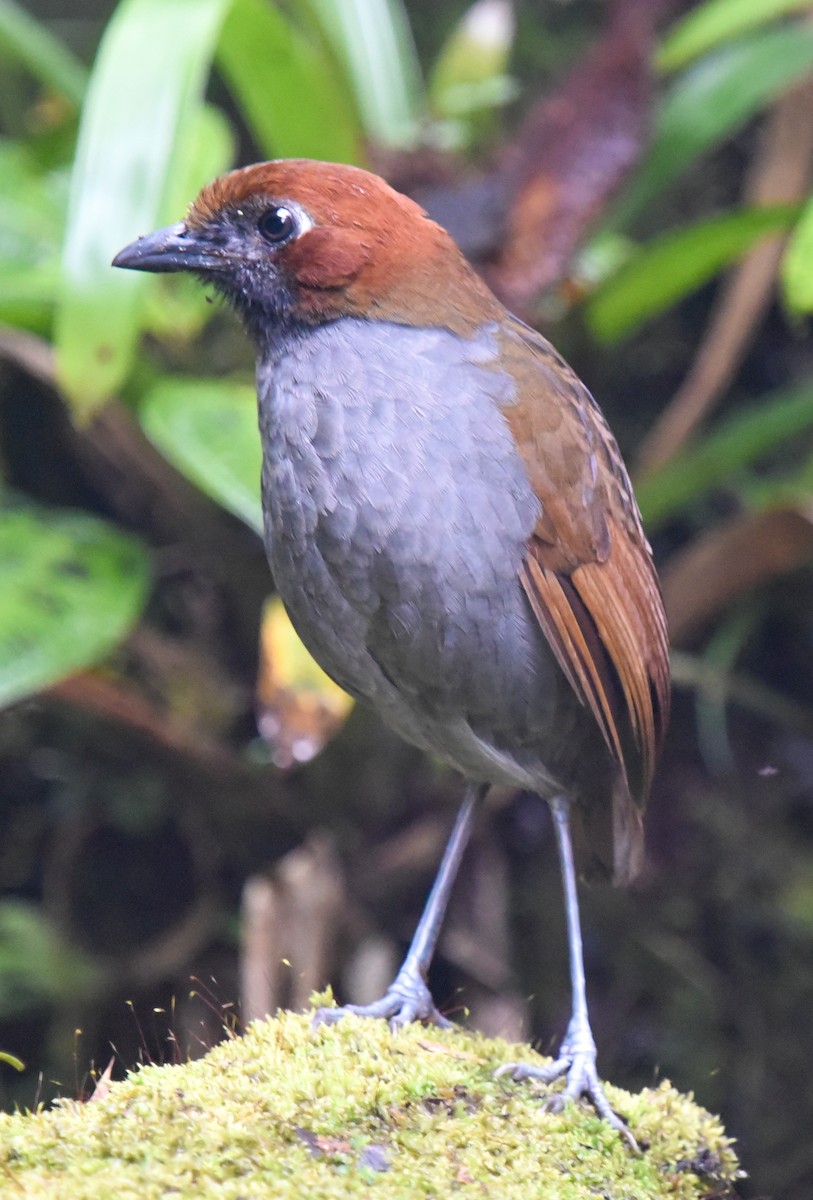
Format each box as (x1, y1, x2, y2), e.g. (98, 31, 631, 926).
(113, 159, 670, 1146)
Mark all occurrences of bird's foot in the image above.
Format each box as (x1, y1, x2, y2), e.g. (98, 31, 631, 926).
(496, 1046, 638, 1151)
(312, 961, 452, 1031)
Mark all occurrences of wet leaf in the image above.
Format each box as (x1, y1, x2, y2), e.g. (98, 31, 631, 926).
(0, 499, 150, 708)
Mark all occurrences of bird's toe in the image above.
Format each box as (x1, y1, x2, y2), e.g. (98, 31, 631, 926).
(312, 972, 451, 1031)
(496, 1051, 638, 1151)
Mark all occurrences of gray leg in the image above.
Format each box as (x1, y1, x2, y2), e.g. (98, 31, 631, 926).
(496, 795, 638, 1150)
(314, 782, 487, 1029)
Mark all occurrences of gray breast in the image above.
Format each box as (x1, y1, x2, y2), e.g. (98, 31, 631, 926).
(255, 317, 569, 795)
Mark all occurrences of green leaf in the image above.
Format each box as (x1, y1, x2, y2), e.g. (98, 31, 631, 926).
(55, 0, 232, 422)
(0, 1050, 24, 1072)
(781, 194, 813, 314)
(0, 266, 60, 333)
(304, 0, 424, 147)
(428, 0, 515, 118)
(140, 378, 263, 533)
(0, 0, 87, 106)
(0, 500, 150, 708)
(619, 24, 813, 226)
(588, 203, 800, 343)
(0, 902, 99, 1018)
(572, 230, 638, 292)
(160, 104, 236, 245)
(217, 0, 361, 163)
(0, 140, 67, 330)
(637, 382, 813, 530)
(658, 0, 813, 72)
(142, 104, 235, 340)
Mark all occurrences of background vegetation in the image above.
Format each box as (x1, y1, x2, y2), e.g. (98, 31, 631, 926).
(1, 0, 813, 1196)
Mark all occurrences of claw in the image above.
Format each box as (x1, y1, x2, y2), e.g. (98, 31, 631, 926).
(496, 1052, 639, 1152)
(312, 964, 452, 1031)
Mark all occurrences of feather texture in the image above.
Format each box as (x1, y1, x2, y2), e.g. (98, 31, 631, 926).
(502, 318, 669, 878)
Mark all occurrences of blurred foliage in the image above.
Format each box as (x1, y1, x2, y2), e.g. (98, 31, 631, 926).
(140, 378, 262, 531)
(636, 383, 813, 529)
(0, 1, 813, 1198)
(0, 500, 149, 707)
(588, 202, 802, 341)
(0, 901, 100, 1021)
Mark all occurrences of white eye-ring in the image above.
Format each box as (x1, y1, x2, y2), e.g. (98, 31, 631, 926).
(257, 202, 313, 245)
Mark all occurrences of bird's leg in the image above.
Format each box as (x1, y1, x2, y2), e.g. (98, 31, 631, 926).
(496, 795, 637, 1150)
(314, 782, 486, 1030)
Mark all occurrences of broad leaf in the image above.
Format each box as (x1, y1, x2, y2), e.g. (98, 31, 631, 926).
(56, 0, 232, 421)
(142, 104, 235, 340)
(588, 203, 800, 343)
(0, 500, 150, 708)
(217, 0, 361, 163)
(658, 0, 813, 72)
(619, 25, 813, 226)
(140, 378, 263, 533)
(304, 0, 424, 148)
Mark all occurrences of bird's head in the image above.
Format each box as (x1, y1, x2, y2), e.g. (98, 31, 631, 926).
(113, 159, 501, 342)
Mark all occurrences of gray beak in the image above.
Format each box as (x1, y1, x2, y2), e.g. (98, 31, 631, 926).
(112, 222, 222, 274)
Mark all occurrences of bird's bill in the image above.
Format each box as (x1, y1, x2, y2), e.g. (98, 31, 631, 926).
(112, 223, 221, 274)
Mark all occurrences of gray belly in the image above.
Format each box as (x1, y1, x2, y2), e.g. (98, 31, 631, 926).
(257, 318, 570, 794)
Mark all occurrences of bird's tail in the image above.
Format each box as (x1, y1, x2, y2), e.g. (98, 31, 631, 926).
(571, 767, 644, 886)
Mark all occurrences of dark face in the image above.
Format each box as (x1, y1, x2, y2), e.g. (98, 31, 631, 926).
(113, 197, 315, 336)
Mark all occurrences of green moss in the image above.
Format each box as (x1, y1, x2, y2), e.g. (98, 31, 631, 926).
(0, 1004, 741, 1198)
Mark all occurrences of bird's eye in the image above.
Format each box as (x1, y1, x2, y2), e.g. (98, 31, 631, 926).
(258, 206, 297, 245)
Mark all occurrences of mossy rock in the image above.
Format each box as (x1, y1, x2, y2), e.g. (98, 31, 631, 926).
(0, 1005, 741, 1198)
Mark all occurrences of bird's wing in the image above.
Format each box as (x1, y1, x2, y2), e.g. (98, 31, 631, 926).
(499, 320, 670, 809)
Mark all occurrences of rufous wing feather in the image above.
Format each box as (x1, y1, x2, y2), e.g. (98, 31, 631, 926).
(502, 319, 670, 882)
(521, 522, 669, 884)
(568, 521, 670, 798)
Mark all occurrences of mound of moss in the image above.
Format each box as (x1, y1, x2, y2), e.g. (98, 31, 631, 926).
(0, 1005, 741, 1198)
